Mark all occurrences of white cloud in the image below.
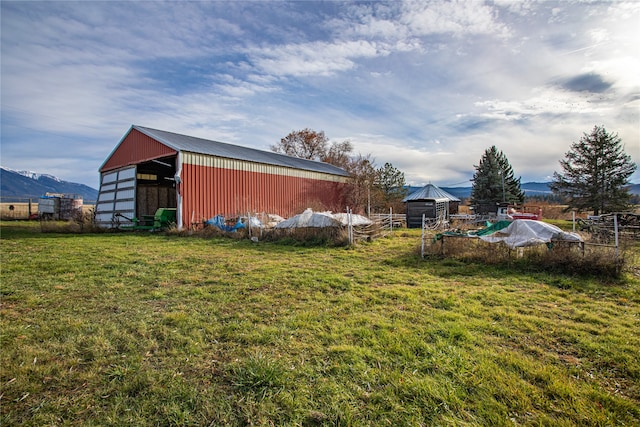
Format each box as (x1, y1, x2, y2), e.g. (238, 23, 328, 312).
(475, 86, 612, 119)
(493, 0, 535, 17)
(401, 0, 510, 38)
(248, 40, 387, 77)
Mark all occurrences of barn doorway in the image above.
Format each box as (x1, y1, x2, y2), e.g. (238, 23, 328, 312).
(135, 157, 177, 218)
(95, 156, 178, 228)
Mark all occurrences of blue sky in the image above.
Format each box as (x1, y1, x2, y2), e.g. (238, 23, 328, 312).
(1, 0, 638, 190)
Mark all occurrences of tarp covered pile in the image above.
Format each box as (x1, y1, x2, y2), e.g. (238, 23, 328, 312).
(274, 209, 373, 229)
(436, 219, 583, 249)
(477, 220, 583, 249)
(204, 210, 373, 231)
(332, 212, 373, 226)
(275, 209, 339, 228)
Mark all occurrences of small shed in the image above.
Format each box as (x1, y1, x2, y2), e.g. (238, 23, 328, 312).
(403, 184, 460, 228)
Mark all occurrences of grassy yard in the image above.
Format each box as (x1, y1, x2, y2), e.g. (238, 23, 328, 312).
(1, 221, 639, 426)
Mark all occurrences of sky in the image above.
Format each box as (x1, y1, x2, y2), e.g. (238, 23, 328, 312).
(1, 0, 639, 190)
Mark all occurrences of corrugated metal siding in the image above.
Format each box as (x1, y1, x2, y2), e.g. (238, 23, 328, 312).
(101, 129, 177, 172)
(95, 167, 137, 227)
(180, 157, 348, 227)
(182, 152, 349, 182)
(403, 183, 460, 202)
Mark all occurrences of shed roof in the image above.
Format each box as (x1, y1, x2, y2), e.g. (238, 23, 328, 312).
(403, 183, 461, 202)
(133, 126, 350, 177)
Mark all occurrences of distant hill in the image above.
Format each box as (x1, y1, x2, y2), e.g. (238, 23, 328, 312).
(0, 167, 98, 203)
(409, 182, 640, 200)
(437, 182, 554, 200)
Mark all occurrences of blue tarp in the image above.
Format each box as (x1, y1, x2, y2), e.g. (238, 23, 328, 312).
(205, 215, 246, 232)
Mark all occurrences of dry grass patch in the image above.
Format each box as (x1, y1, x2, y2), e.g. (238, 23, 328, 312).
(422, 229, 630, 278)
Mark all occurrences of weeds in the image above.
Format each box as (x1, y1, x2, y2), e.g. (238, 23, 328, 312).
(263, 227, 350, 246)
(422, 231, 630, 278)
(228, 353, 289, 398)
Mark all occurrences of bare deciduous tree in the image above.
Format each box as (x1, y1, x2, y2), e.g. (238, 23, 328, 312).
(271, 129, 329, 161)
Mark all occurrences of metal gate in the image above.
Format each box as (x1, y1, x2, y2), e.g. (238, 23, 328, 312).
(94, 167, 136, 228)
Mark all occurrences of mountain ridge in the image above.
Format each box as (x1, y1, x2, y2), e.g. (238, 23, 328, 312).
(409, 182, 640, 200)
(12, 169, 63, 182)
(0, 167, 98, 202)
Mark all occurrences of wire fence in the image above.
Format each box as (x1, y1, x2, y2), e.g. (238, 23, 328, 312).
(369, 210, 406, 231)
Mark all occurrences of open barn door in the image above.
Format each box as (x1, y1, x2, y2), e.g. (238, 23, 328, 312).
(94, 166, 136, 228)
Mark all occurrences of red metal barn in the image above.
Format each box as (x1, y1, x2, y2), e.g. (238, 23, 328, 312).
(95, 126, 351, 229)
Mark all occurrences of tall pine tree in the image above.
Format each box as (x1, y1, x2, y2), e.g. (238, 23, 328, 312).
(550, 126, 636, 215)
(471, 146, 524, 212)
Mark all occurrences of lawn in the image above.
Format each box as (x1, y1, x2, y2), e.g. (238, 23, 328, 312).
(1, 221, 639, 426)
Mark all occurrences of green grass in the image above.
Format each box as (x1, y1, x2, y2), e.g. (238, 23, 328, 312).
(1, 221, 639, 426)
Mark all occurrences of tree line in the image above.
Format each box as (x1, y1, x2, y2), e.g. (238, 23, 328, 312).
(273, 126, 637, 215)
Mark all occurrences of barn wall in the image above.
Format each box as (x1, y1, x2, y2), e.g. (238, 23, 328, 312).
(180, 152, 349, 227)
(101, 128, 177, 172)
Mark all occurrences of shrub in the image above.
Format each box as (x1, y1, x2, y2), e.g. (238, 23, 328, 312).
(263, 227, 350, 247)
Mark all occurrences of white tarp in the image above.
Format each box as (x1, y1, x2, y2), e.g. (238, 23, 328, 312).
(265, 214, 285, 228)
(274, 209, 342, 229)
(332, 213, 373, 226)
(478, 220, 583, 249)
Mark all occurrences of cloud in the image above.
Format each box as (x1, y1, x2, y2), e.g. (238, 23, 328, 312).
(401, 0, 510, 38)
(562, 73, 613, 93)
(474, 86, 612, 120)
(338, 0, 510, 41)
(248, 40, 387, 77)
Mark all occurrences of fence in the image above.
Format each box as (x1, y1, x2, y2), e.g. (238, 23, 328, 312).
(370, 209, 406, 231)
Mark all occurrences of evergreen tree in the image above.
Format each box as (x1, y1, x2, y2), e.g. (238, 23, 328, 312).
(550, 126, 637, 215)
(471, 146, 525, 210)
(373, 162, 408, 211)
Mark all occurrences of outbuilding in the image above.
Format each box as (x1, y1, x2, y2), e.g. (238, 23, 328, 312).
(403, 183, 460, 228)
(95, 126, 350, 229)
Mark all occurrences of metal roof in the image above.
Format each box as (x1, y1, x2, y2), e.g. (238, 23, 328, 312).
(133, 125, 350, 177)
(403, 183, 461, 202)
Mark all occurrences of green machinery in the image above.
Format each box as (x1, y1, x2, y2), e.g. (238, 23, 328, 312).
(116, 208, 177, 231)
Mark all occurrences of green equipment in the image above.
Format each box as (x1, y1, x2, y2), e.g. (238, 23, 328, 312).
(117, 208, 176, 231)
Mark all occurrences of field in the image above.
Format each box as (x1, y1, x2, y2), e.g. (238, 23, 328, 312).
(0, 203, 95, 221)
(1, 221, 639, 426)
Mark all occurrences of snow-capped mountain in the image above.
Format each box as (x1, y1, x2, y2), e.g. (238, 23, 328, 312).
(0, 166, 98, 202)
(13, 169, 63, 182)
